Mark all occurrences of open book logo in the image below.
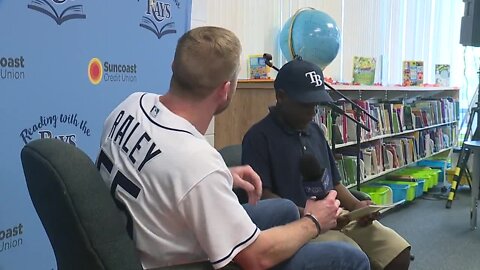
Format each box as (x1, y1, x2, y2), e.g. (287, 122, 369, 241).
(138, 0, 177, 40)
(28, 0, 86, 25)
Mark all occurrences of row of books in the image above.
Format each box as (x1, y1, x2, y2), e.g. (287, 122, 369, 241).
(353, 57, 450, 86)
(247, 55, 451, 87)
(315, 98, 458, 145)
(335, 126, 453, 186)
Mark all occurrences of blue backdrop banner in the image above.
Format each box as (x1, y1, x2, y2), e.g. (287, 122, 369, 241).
(0, 1, 191, 269)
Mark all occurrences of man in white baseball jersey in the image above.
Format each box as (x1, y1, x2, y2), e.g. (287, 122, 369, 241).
(97, 26, 370, 270)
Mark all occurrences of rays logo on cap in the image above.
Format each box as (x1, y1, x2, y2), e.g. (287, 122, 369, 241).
(305, 71, 323, 87)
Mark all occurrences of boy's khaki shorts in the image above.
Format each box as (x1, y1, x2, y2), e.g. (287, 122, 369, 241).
(313, 219, 410, 270)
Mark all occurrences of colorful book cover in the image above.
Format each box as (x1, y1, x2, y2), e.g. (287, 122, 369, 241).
(435, 64, 450, 86)
(352, 56, 376, 85)
(334, 154, 348, 186)
(403, 61, 424, 86)
(247, 54, 269, 79)
(403, 105, 414, 130)
(343, 156, 358, 185)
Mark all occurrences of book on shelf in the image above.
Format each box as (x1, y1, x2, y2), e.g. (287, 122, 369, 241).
(355, 99, 373, 139)
(403, 105, 414, 130)
(383, 103, 394, 134)
(435, 64, 450, 86)
(362, 149, 373, 177)
(384, 143, 399, 168)
(392, 104, 405, 132)
(334, 154, 348, 186)
(384, 139, 406, 167)
(352, 56, 376, 85)
(403, 61, 424, 86)
(247, 54, 269, 79)
(391, 110, 401, 134)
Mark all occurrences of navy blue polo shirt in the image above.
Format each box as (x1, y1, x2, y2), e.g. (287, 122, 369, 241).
(242, 108, 341, 207)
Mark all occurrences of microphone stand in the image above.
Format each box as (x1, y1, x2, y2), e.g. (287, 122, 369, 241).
(323, 83, 379, 190)
(264, 53, 375, 190)
(324, 81, 378, 123)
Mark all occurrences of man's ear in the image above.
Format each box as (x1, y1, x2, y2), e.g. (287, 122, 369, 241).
(217, 81, 231, 101)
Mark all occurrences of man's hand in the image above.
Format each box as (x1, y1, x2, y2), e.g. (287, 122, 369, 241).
(353, 199, 380, 226)
(229, 165, 262, 205)
(304, 191, 342, 233)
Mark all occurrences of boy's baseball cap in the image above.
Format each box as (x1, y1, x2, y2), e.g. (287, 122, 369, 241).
(274, 59, 334, 104)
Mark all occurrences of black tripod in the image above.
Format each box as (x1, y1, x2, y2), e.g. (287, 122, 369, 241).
(445, 67, 480, 208)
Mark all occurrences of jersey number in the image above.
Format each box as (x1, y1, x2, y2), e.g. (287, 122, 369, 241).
(97, 150, 141, 238)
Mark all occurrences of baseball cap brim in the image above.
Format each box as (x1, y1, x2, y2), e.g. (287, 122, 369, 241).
(288, 88, 334, 104)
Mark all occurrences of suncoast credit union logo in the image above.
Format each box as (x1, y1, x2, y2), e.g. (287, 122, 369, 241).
(88, 58, 103, 85)
(0, 223, 24, 254)
(28, 0, 86, 25)
(88, 58, 138, 85)
(137, 0, 179, 40)
(1, 56, 26, 80)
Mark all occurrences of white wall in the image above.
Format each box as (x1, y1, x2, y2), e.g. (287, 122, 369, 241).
(199, 0, 342, 81)
(192, 0, 464, 85)
(192, 0, 468, 145)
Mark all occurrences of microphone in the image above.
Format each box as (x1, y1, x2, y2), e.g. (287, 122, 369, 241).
(263, 53, 280, 72)
(300, 154, 329, 200)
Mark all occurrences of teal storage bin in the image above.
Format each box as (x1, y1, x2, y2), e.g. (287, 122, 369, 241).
(378, 180, 417, 201)
(412, 179, 425, 197)
(417, 160, 450, 184)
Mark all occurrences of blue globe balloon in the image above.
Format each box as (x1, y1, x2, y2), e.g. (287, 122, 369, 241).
(279, 8, 341, 70)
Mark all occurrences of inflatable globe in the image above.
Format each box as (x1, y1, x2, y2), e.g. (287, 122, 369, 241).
(279, 8, 340, 70)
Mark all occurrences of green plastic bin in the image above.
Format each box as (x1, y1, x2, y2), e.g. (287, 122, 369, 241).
(359, 185, 393, 205)
(392, 167, 440, 191)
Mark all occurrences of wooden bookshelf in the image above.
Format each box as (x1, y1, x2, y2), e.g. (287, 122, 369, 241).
(335, 121, 457, 149)
(215, 80, 459, 150)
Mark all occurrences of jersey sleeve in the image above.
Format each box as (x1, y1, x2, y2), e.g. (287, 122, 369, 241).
(177, 169, 259, 269)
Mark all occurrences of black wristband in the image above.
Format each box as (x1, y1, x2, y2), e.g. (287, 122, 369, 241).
(304, 213, 321, 238)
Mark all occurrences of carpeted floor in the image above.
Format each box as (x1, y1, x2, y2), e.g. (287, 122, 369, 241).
(380, 185, 480, 270)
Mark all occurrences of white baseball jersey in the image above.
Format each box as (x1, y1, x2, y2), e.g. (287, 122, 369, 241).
(97, 92, 259, 269)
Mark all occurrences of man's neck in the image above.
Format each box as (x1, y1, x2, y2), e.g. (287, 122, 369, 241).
(159, 93, 214, 135)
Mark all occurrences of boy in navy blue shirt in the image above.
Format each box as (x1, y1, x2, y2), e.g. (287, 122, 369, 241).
(242, 59, 411, 270)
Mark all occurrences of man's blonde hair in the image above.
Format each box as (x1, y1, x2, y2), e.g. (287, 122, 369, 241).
(170, 26, 241, 99)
